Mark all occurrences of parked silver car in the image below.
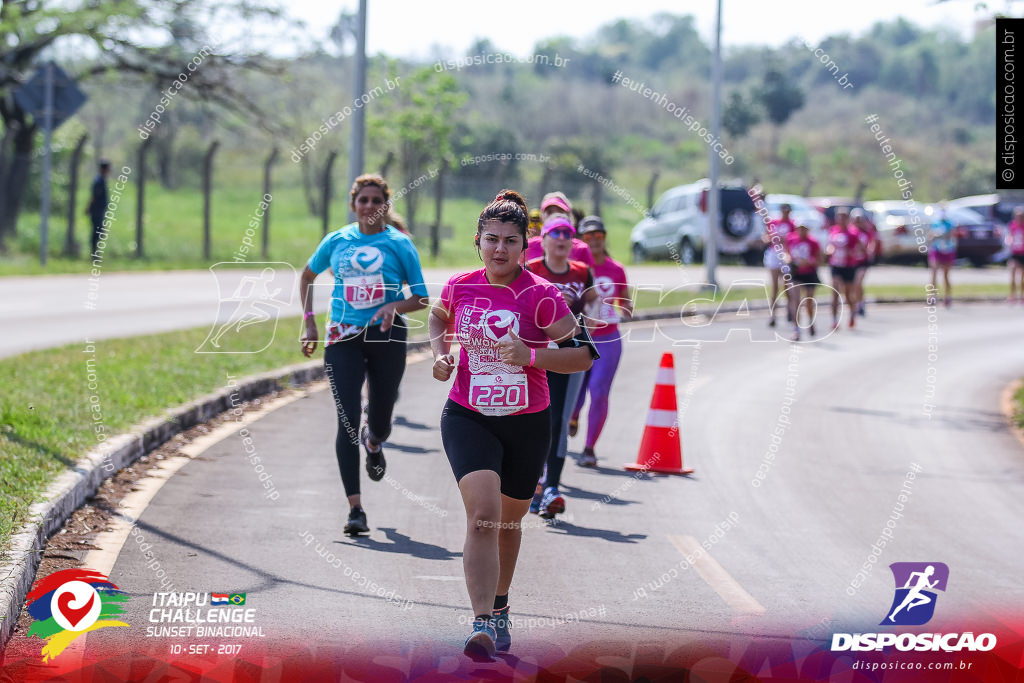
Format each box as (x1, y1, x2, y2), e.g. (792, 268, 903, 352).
(630, 180, 763, 264)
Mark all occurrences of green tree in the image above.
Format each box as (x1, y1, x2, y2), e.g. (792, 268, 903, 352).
(0, 0, 280, 250)
(722, 90, 760, 140)
(755, 64, 805, 158)
(370, 64, 466, 235)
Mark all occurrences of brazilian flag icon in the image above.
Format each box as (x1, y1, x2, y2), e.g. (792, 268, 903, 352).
(229, 593, 246, 605)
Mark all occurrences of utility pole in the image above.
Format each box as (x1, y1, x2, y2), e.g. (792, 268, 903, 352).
(704, 0, 724, 290)
(346, 0, 368, 223)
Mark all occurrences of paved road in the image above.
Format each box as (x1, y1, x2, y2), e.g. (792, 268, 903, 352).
(57, 302, 1024, 668)
(0, 263, 1011, 359)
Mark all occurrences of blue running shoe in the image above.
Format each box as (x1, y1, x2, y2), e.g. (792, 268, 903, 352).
(492, 606, 511, 652)
(539, 486, 565, 519)
(529, 490, 542, 515)
(464, 618, 496, 661)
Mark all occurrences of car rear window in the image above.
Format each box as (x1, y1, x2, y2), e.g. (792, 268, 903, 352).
(722, 189, 755, 212)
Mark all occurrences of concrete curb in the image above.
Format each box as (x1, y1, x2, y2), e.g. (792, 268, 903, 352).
(0, 358, 328, 646)
(0, 293, 1002, 647)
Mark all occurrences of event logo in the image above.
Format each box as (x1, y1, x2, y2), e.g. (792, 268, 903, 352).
(26, 568, 130, 661)
(883, 562, 949, 626)
(594, 276, 616, 297)
(482, 310, 520, 341)
(831, 561, 993, 653)
(349, 246, 384, 273)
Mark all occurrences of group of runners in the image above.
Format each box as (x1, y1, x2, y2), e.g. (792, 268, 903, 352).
(762, 202, 877, 341)
(927, 205, 1024, 304)
(299, 175, 631, 660)
(759, 199, 1024, 341)
(295, 173, 1024, 660)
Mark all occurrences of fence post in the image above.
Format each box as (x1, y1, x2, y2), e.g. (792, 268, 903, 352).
(592, 173, 603, 218)
(262, 147, 278, 258)
(322, 151, 338, 235)
(431, 161, 446, 258)
(136, 136, 153, 258)
(64, 134, 88, 258)
(380, 151, 394, 179)
(537, 165, 552, 210)
(646, 171, 660, 212)
(202, 140, 220, 260)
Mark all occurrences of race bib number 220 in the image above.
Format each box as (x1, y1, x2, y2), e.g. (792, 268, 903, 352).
(469, 374, 528, 416)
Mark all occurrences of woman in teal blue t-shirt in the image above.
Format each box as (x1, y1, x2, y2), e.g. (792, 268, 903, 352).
(298, 174, 429, 535)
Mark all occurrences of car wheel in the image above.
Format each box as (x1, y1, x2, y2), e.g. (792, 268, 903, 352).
(969, 257, 987, 268)
(632, 243, 647, 264)
(678, 238, 697, 265)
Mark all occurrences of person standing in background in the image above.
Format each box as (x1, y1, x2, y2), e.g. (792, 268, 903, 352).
(86, 159, 111, 256)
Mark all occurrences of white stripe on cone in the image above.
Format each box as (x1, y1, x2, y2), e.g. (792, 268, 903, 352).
(655, 368, 675, 385)
(645, 409, 678, 428)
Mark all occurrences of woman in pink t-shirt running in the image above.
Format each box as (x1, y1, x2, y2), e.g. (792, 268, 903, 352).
(429, 190, 594, 661)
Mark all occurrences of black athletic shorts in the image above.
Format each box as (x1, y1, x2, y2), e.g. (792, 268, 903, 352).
(1011, 254, 1024, 268)
(440, 399, 551, 500)
(792, 270, 821, 286)
(831, 266, 858, 284)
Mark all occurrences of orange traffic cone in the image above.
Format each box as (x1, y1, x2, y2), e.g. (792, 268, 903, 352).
(625, 352, 693, 475)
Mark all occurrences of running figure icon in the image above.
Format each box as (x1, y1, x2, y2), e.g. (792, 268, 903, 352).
(209, 267, 285, 348)
(887, 565, 939, 623)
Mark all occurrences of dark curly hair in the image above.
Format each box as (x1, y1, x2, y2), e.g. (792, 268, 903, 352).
(477, 189, 529, 241)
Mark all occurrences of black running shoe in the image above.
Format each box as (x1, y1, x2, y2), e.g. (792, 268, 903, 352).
(344, 507, 369, 535)
(361, 425, 386, 481)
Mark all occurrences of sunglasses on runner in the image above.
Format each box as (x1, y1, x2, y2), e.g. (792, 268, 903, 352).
(545, 228, 574, 240)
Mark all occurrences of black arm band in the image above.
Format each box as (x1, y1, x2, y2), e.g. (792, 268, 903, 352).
(556, 314, 601, 360)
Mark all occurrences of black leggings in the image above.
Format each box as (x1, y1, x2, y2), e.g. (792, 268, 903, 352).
(543, 371, 570, 490)
(323, 323, 407, 497)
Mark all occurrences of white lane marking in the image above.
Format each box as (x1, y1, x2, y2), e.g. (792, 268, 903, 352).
(667, 535, 766, 616)
(82, 386, 322, 576)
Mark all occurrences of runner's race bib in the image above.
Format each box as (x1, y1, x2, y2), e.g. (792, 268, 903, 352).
(469, 373, 528, 416)
(343, 274, 386, 310)
(832, 242, 847, 264)
(1014, 232, 1024, 249)
(791, 243, 811, 265)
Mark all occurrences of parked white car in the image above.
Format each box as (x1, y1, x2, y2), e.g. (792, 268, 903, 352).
(630, 180, 763, 264)
(862, 200, 927, 261)
(764, 194, 828, 246)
